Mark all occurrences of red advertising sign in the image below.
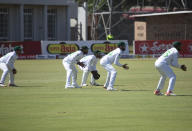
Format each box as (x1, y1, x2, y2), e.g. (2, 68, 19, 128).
(134, 40, 192, 57)
(0, 41, 41, 59)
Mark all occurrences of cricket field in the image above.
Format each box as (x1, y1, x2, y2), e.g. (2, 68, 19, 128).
(0, 58, 192, 131)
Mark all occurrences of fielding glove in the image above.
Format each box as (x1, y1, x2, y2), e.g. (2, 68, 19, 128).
(91, 70, 100, 80)
(181, 64, 187, 71)
(12, 69, 17, 74)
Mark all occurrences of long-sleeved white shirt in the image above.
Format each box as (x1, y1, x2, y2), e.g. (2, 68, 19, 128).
(80, 55, 98, 71)
(0, 51, 18, 70)
(100, 48, 122, 67)
(155, 47, 181, 68)
(63, 50, 84, 64)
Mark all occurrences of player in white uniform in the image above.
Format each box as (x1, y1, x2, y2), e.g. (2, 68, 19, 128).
(63, 46, 88, 88)
(100, 42, 129, 91)
(154, 41, 187, 96)
(79, 50, 102, 87)
(0, 46, 22, 87)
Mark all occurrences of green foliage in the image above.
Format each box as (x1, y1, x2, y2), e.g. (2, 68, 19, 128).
(0, 59, 192, 131)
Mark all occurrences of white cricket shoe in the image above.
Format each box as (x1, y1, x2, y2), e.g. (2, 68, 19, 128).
(81, 84, 88, 87)
(107, 87, 117, 91)
(165, 91, 176, 96)
(65, 86, 74, 89)
(0, 83, 6, 87)
(0, 84, 6, 87)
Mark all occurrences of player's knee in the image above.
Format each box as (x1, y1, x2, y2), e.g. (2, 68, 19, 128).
(68, 69, 73, 73)
(161, 74, 167, 79)
(4, 69, 9, 74)
(169, 74, 176, 80)
(111, 70, 117, 75)
(171, 74, 176, 80)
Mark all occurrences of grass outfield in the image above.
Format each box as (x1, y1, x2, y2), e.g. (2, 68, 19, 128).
(0, 58, 192, 131)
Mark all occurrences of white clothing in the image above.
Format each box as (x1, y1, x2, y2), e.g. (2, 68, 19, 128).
(79, 55, 97, 71)
(0, 51, 17, 70)
(0, 51, 17, 84)
(100, 48, 122, 67)
(63, 50, 84, 64)
(155, 47, 180, 92)
(100, 48, 123, 89)
(79, 55, 98, 86)
(63, 50, 84, 88)
(155, 47, 181, 68)
(100, 63, 117, 88)
(63, 62, 78, 87)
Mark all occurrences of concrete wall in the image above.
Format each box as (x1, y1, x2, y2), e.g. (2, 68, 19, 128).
(0, 0, 74, 5)
(0, 0, 78, 41)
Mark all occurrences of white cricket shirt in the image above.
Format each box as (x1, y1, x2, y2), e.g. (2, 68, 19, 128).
(155, 47, 181, 68)
(101, 48, 122, 67)
(80, 55, 97, 71)
(63, 50, 84, 64)
(0, 51, 18, 70)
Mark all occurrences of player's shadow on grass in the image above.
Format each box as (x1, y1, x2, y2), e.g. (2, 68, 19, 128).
(175, 95, 192, 96)
(114, 85, 131, 87)
(17, 85, 44, 88)
(120, 89, 151, 92)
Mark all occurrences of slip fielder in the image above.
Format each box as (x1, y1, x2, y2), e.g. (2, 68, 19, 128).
(0, 46, 22, 87)
(62, 46, 88, 88)
(79, 50, 102, 87)
(100, 42, 129, 91)
(154, 41, 187, 96)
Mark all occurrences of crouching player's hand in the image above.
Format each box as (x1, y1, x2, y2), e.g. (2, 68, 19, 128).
(181, 64, 187, 71)
(77, 62, 85, 68)
(12, 68, 17, 74)
(122, 64, 129, 70)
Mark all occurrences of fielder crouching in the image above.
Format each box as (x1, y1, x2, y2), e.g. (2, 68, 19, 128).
(0, 46, 22, 87)
(78, 50, 102, 87)
(62, 46, 88, 88)
(154, 41, 187, 96)
(100, 42, 129, 91)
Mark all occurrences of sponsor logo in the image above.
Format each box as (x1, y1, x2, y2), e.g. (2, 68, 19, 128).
(47, 43, 79, 54)
(91, 43, 117, 53)
(139, 43, 149, 54)
(138, 41, 172, 54)
(150, 41, 172, 53)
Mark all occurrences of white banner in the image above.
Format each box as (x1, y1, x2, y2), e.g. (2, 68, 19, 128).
(41, 40, 129, 56)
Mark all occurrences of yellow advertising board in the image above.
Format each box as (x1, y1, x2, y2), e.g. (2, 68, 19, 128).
(47, 44, 79, 54)
(91, 43, 117, 54)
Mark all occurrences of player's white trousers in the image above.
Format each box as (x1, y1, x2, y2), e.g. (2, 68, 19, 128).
(100, 62, 117, 88)
(0, 63, 14, 84)
(79, 66, 95, 85)
(155, 62, 176, 92)
(63, 61, 78, 87)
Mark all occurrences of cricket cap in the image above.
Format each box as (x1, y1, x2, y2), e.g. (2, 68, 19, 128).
(117, 42, 125, 47)
(93, 50, 101, 55)
(80, 46, 89, 50)
(14, 46, 22, 51)
(172, 41, 182, 48)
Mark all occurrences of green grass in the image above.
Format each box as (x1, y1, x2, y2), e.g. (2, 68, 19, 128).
(0, 58, 192, 131)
